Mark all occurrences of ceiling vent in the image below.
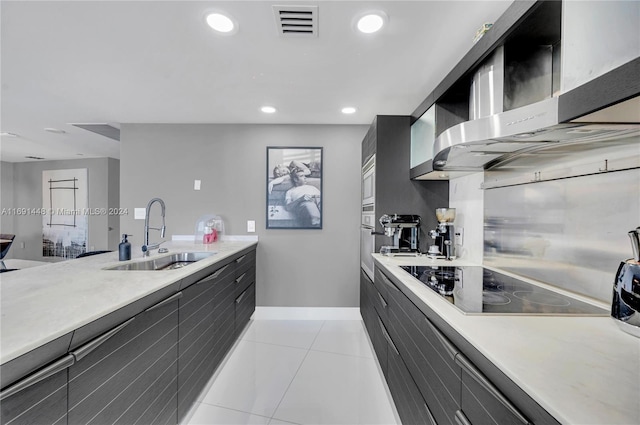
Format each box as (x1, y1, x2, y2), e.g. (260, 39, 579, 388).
(71, 123, 120, 141)
(273, 5, 318, 37)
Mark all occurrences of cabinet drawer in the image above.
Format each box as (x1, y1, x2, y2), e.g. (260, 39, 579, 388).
(385, 281, 461, 425)
(360, 271, 387, 374)
(235, 282, 256, 336)
(68, 293, 180, 425)
(0, 368, 68, 425)
(234, 249, 256, 280)
(458, 353, 530, 425)
(386, 325, 437, 425)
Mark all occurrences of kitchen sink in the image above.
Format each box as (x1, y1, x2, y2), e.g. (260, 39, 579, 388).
(105, 252, 216, 271)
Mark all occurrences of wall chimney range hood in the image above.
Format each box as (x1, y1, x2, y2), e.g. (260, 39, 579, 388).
(432, 92, 640, 172)
(410, 1, 640, 180)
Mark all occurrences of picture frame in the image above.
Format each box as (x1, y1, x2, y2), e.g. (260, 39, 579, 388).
(266, 146, 323, 229)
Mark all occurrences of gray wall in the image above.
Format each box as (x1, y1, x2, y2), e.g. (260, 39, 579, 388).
(1, 158, 120, 261)
(120, 123, 367, 307)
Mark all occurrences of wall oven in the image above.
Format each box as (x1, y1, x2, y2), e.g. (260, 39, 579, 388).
(361, 155, 376, 281)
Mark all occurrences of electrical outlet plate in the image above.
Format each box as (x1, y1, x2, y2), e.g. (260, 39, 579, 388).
(247, 220, 256, 233)
(454, 227, 464, 245)
(134, 208, 146, 220)
(194, 180, 201, 190)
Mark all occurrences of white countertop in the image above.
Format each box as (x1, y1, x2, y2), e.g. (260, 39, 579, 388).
(373, 254, 640, 425)
(0, 240, 257, 365)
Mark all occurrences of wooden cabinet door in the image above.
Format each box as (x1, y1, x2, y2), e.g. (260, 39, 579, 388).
(0, 366, 69, 425)
(177, 261, 235, 422)
(68, 292, 181, 425)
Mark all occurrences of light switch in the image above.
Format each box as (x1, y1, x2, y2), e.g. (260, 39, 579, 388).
(247, 220, 256, 233)
(194, 180, 201, 190)
(134, 208, 146, 220)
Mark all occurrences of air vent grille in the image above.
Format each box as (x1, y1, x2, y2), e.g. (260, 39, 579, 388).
(273, 5, 318, 37)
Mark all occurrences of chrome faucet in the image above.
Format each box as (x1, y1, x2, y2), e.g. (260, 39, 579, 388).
(142, 197, 166, 256)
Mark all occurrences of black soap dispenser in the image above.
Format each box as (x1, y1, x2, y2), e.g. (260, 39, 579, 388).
(119, 234, 131, 261)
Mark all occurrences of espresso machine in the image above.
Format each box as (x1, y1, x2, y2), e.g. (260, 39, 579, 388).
(428, 208, 456, 260)
(379, 214, 421, 256)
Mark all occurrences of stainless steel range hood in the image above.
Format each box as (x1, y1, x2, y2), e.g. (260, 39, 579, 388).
(432, 95, 640, 171)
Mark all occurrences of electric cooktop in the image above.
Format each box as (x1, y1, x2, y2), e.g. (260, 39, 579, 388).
(399, 265, 608, 316)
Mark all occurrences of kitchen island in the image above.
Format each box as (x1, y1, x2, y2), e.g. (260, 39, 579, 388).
(371, 254, 640, 425)
(0, 239, 257, 424)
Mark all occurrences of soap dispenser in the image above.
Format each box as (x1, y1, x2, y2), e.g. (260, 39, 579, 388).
(119, 234, 131, 261)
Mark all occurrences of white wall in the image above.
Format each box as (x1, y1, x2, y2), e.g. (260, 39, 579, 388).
(120, 123, 367, 308)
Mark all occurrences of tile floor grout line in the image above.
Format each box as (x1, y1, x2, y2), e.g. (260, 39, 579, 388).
(240, 337, 318, 352)
(194, 401, 274, 421)
(268, 320, 327, 423)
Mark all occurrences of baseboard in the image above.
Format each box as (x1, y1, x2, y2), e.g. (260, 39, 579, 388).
(252, 306, 362, 320)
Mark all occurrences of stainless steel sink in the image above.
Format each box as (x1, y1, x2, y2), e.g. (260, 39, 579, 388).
(105, 252, 216, 271)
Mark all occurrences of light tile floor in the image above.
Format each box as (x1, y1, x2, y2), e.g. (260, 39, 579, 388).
(185, 320, 400, 425)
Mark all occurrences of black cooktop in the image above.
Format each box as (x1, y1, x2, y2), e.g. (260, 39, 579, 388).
(399, 265, 608, 315)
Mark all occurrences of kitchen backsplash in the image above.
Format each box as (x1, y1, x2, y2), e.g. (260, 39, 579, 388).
(483, 168, 639, 303)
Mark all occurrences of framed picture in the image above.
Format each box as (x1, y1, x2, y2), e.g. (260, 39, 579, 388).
(266, 146, 323, 229)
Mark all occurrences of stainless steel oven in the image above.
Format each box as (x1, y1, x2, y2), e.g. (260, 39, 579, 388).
(361, 155, 376, 281)
(361, 210, 376, 281)
(362, 155, 375, 206)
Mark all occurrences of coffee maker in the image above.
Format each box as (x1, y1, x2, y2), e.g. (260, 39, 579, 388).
(379, 214, 421, 256)
(428, 208, 456, 260)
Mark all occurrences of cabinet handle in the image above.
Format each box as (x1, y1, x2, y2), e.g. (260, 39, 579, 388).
(377, 292, 387, 308)
(235, 254, 247, 264)
(424, 403, 437, 425)
(236, 288, 248, 304)
(378, 317, 399, 356)
(235, 272, 246, 284)
(455, 354, 530, 425)
(0, 354, 75, 401)
(145, 291, 183, 312)
(196, 264, 230, 284)
(379, 272, 399, 292)
(71, 317, 135, 362)
(454, 410, 472, 425)
(425, 318, 458, 361)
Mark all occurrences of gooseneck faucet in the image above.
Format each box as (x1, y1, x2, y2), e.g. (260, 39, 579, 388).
(142, 197, 166, 256)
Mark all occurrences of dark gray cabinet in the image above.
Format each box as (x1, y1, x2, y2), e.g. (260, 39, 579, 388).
(177, 260, 236, 422)
(0, 362, 70, 425)
(360, 269, 387, 376)
(67, 291, 181, 425)
(1, 246, 257, 425)
(234, 249, 256, 337)
(362, 115, 449, 254)
(365, 266, 559, 425)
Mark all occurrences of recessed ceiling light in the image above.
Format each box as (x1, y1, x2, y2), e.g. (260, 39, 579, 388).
(356, 11, 388, 34)
(341, 107, 357, 114)
(206, 12, 236, 33)
(261, 106, 277, 114)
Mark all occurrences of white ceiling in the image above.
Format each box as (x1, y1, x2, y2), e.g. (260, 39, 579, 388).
(0, 0, 514, 163)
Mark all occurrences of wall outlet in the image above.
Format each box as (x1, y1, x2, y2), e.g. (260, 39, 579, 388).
(454, 227, 464, 245)
(20, 242, 25, 249)
(247, 220, 256, 233)
(194, 179, 201, 190)
(134, 208, 146, 220)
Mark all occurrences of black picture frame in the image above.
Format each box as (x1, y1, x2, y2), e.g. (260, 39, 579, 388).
(266, 146, 323, 229)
